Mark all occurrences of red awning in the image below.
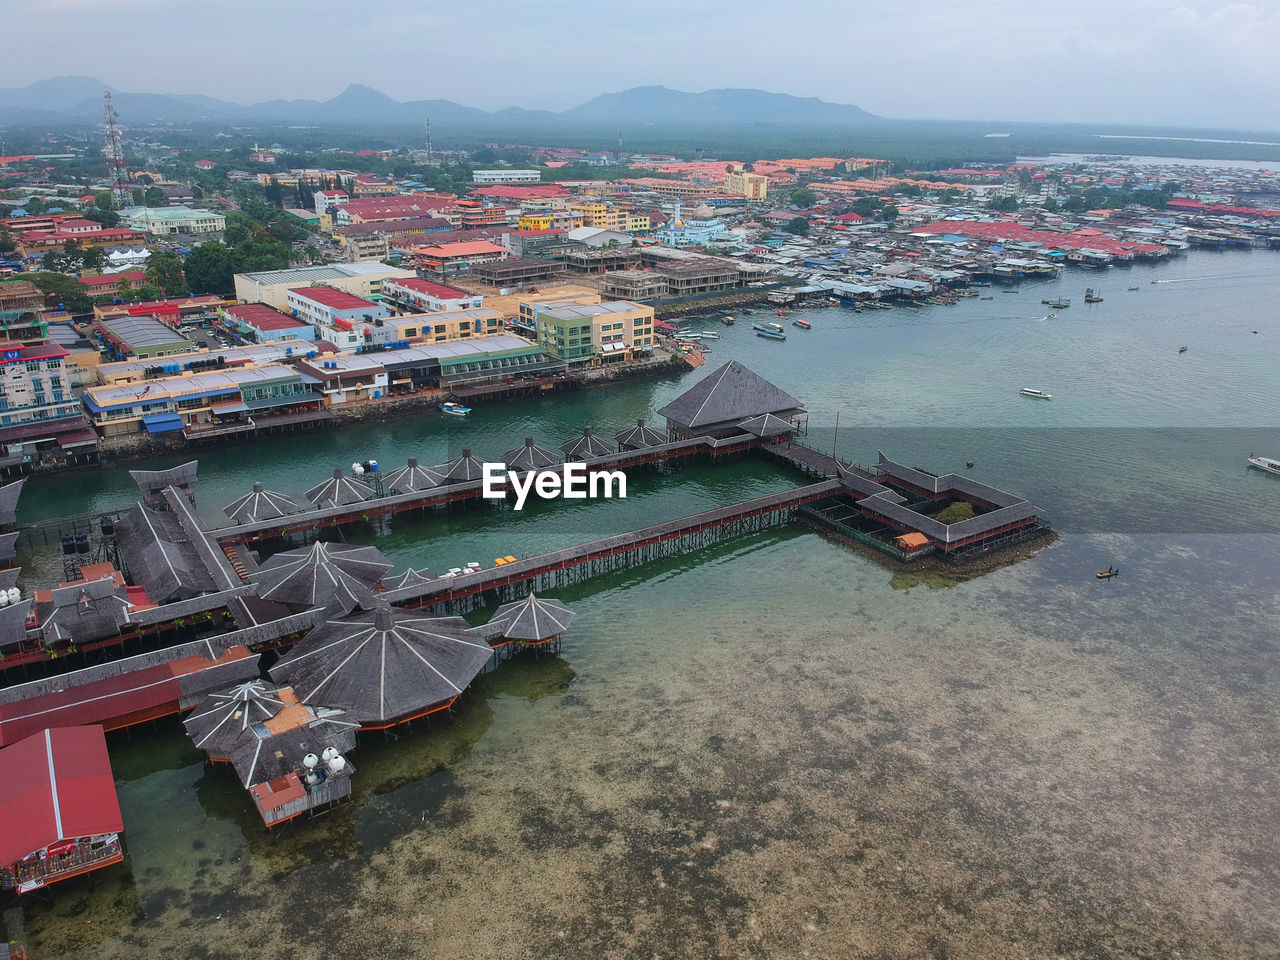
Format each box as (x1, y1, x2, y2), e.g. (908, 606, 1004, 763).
(0, 726, 122, 865)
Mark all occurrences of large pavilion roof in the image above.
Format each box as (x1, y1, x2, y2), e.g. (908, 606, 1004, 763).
(269, 603, 493, 727)
(657, 360, 802, 431)
(130, 461, 197, 500)
(249, 541, 392, 614)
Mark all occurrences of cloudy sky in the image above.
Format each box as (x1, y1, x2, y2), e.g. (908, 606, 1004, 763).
(9, 0, 1280, 129)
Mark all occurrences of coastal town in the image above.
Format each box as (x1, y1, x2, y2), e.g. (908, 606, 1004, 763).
(0, 48, 1278, 959)
(1, 129, 1278, 475)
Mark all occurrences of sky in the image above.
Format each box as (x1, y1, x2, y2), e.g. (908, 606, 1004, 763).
(6, 0, 1280, 130)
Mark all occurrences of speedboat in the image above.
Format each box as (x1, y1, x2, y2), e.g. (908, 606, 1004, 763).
(792, 318, 811, 329)
(1178, 346, 1188, 353)
(1248, 455, 1280, 476)
(440, 402, 471, 416)
(755, 328, 787, 341)
(1019, 388, 1052, 399)
(699, 330, 720, 339)
(1096, 566, 1120, 580)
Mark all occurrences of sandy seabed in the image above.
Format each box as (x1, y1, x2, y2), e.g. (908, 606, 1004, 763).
(9, 529, 1280, 959)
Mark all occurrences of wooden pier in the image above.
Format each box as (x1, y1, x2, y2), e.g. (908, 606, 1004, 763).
(382, 477, 842, 615)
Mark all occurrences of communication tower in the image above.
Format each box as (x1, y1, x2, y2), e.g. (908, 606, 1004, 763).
(102, 91, 129, 202)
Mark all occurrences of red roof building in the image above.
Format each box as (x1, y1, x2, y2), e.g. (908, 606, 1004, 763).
(381, 277, 484, 311)
(0, 725, 124, 893)
(221, 303, 314, 342)
(398, 240, 509, 275)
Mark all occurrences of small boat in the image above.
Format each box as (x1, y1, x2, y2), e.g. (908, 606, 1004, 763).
(776, 310, 787, 317)
(723, 315, 734, 323)
(792, 318, 811, 329)
(440, 402, 471, 416)
(1096, 566, 1120, 580)
(1019, 388, 1052, 399)
(1178, 346, 1188, 353)
(722, 315, 735, 326)
(699, 330, 720, 339)
(979, 296, 994, 300)
(755, 328, 787, 341)
(1248, 454, 1280, 476)
(1127, 286, 1140, 291)
(1084, 288, 1103, 303)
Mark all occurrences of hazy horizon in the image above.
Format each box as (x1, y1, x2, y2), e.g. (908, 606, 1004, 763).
(3, 0, 1279, 130)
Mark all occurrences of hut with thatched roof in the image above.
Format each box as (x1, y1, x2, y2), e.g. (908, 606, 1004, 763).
(614, 418, 666, 451)
(249, 541, 392, 615)
(434, 448, 489, 483)
(502, 438, 558, 472)
(305, 468, 374, 508)
(657, 360, 803, 439)
(183, 679, 359, 827)
(223, 482, 298, 524)
(560, 426, 612, 461)
(382, 458, 445, 494)
(270, 602, 493, 728)
(484, 592, 574, 648)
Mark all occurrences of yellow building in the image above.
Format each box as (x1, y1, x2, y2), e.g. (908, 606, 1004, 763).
(518, 213, 554, 231)
(725, 167, 768, 200)
(626, 214, 652, 233)
(569, 202, 608, 227)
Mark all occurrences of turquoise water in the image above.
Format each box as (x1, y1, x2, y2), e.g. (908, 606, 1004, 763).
(5, 250, 1280, 958)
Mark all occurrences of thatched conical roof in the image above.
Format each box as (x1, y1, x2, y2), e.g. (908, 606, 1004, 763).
(502, 438, 558, 472)
(560, 426, 612, 461)
(434, 448, 489, 483)
(381, 567, 436, 591)
(383, 457, 445, 494)
(223, 481, 298, 523)
(249, 541, 392, 614)
(614, 418, 666, 450)
(182, 679, 358, 787)
(305, 468, 374, 507)
(269, 602, 493, 727)
(488, 592, 575, 642)
(735, 412, 794, 438)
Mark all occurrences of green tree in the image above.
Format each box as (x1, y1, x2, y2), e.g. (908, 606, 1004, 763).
(144, 186, 166, 207)
(80, 246, 107, 271)
(0, 229, 13, 255)
(783, 217, 809, 236)
(25, 272, 93, 314)
(788, 187, 818, 208)
(131, 187, 144, 206)
(84, 207, 120, 227)
(936, 501, 975, 524)
(878, 205, 899, 222)
(95, 191, 114, 211)
(182, 241, 235, 294)
(147, 252, 187, 296)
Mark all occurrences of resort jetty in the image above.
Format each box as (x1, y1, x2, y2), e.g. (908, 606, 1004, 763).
(0, 361, 1050, 844)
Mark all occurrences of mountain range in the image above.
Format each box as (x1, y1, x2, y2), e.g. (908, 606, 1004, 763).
(0, 77, 882, 128)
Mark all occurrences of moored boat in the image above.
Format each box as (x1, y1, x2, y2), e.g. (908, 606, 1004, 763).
(755, 328, 787, 341)
(440, 402, 471, 417)
(1248, 454, 1280, 476)
(1019, 388, 1052, 399)
(792, 318, 811, 329)
(699, 330, 720, 339)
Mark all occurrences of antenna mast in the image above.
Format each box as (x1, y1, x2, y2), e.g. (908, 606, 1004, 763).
(102, 91, 129, 204)
(424, 117, 432, 163)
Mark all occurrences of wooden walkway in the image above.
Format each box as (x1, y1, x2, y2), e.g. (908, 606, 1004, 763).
(381, 477, 842, 614)
(209, 433, 761, 543)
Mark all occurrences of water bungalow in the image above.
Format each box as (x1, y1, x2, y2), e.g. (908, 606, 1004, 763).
(614, 419, 667, 452)
(0, 726, 124, 893)
(269, 602, 493, 729)
(182, 680, 358, 827)
(249, 541, 392, 616)
(657, 360, 807, 440)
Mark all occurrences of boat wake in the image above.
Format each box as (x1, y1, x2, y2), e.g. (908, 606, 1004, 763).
(1151, 277, 1214, 284)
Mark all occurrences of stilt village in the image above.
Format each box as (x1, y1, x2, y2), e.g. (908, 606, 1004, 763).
(0, 358, 1049, 895)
